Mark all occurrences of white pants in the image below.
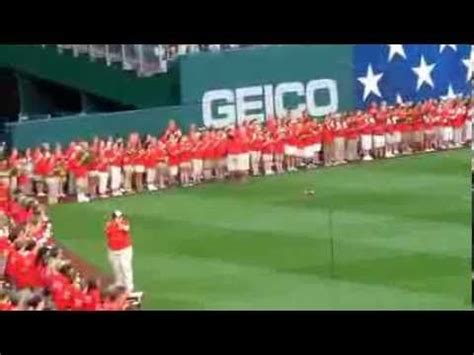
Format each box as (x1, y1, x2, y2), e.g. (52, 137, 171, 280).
(108, 246, 134, 292)
(110, 166, 122, 191)
(227, 154, 239, 172)
(98, 172, 109, 194)
(443, 127, 453, 142)
(453, 127, 463, 145)
(373, 135, 385, 149)
(361, 135, 373, 151)
(146, 168, 156, 185)
(464, 120, 472, 141)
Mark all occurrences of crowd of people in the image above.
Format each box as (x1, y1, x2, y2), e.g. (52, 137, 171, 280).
(0, 97, 471, 205)
(0, 191, 142, 310)
(0, 96, 471, 311)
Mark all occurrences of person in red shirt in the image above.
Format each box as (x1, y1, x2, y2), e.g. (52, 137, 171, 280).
(359, 115, 374, 161)
(133, 146, 146, 193)
(190, 133, 204, 184)
(261, 131, 275, 176)
(344, 119, 360, 162)
(332, 116, 347, 165)
(95, 148, 110, 198)
(42, 151, 60, 205)
(162, 120, 183, 142)
(166, 135, 180, 186)
(53, 144, 67, 199)
(109, 143, 123, 197)
(105, 210, 134, 292)
(273, 128, 286, 174)
(452, 106, 465, 148)
(33, 147, 47, 197)
(122, 147, 135, 194)
(322, 118, 335, 166)
(226, 129, 243, 180)
(0, 289, 12, 311)
(384, 116, 396, 158)
(214, 130, 228, 181)
(154, 140, 168, 190)
(15, 239, 38, 290)
(70, 146, 91, 203)
(249, 126, 263, 176)
(201, 131, 215, 181)
(372, 117, 386, 159)
(284, 120, 299, 171)
(178, 136, 192, 187)
(423, 114, 435, 152)
(82, 278, 102, 311)
(50, 262, 75, 310)
(144, 142, 158, 192)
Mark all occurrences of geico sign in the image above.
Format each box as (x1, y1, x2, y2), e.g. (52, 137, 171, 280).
(202, 79, 338, 128)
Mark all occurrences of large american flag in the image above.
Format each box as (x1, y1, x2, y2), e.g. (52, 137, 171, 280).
(354, 44, 474, 108)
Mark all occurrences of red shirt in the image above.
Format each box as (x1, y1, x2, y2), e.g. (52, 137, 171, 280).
(372, 123, 385, 136)
(413, 119, 424, 132)
(322, 125, 335, 144)
(261, 138, 274, 155)
(345, 127, 359, 140)
(273, 135, 285, 154)
(179, 143, 192, 163)
(154, 146, 167, 163)
(251, 137, 264, 152)
(105, 220, 132, 251)
(83, 289, 101, 311)
(215, 139, 228, 159)
(227, 137, 243, 155)
(51, 274, 74, 310)
(15, 251, 37, 290)
(166, 143, 180, 166)
(359, 121, 373, 135)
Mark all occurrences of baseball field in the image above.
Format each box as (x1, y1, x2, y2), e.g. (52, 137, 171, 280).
(49, 149, 471, 309)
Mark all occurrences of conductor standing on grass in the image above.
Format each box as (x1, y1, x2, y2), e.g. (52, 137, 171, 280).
(105, 210, 134, 292)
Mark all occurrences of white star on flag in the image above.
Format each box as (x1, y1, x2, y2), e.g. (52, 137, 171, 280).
(439, 44, 457, 53)
(396, 93, 404, 105)
(462, 47, 474, 81)
(412, 55, 436, 90)
(387, 44, 406, 61)
(441, 85, 457, 101)
(358, 64, 384, 101)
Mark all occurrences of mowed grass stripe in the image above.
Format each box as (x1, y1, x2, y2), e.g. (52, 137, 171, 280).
(50, 149, 470, 309)
(57, 193, 466, 258)
(54, 198, 468, 301)
(132, 254, 466, 309)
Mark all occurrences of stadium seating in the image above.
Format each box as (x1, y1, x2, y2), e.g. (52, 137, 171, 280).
(50, 45, 264, 77)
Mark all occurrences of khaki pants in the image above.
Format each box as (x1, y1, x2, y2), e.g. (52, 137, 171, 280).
(333, 137, 345, 163)
(323, 142, 334, 165)
(346, 139, 359, 161)
(45, 176, 59, 204)
(123, 165, 133, 191)
(67, 171, 76, 195)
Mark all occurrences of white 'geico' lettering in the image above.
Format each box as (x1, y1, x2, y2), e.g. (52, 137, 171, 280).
(202, 79, 339, 128)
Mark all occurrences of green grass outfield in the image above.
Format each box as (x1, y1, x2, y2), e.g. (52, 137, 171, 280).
(50, 149, 471, 309)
